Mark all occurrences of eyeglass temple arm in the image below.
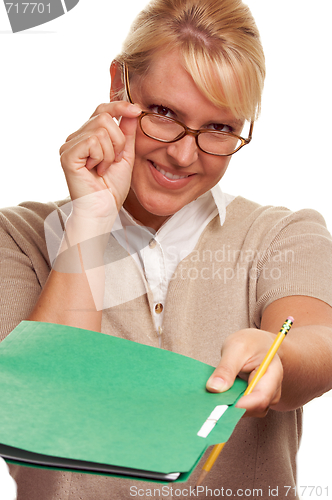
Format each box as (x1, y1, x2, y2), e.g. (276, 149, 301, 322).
(122, 63, 134, 104)
(247, 121, 254, 142)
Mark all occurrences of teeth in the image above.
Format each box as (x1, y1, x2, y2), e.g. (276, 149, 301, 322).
(152, 162, 189, 180)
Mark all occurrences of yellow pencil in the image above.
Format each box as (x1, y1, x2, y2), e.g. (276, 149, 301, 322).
(195, 316, 294, 488)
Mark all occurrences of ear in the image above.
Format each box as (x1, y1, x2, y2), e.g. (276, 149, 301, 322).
(110, 61, 124, 102)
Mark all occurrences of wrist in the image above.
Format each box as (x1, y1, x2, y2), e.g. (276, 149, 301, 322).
(65, 189, 119, 243)
(64, 212, 115, 247)
(52, 211, 116, 275)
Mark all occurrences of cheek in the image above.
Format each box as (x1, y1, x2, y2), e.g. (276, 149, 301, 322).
(134, 128, 158, 158)
(208, 156, 231, 181)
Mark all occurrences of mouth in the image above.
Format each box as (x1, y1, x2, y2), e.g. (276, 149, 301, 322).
(147, 160, 196, 191)
(150, 161, 194, 180)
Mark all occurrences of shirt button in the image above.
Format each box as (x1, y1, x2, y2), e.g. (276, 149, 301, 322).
(149, 238, 157, 249)
(155, 303, 163, 314)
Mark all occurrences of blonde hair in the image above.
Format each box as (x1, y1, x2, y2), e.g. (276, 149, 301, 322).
(116, 0, 265, 121)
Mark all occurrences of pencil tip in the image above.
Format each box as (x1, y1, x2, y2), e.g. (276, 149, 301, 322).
(195, 469, 209, 488)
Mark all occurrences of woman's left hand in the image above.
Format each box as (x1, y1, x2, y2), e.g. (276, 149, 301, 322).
(206, 328, 283, 418)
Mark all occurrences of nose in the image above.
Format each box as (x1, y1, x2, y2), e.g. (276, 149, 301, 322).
(166, 135, 199, 167)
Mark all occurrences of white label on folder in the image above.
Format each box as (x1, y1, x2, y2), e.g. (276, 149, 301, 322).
(197, 405, 228, 438)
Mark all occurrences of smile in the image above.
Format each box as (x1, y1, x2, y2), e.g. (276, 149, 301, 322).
(151, 162, 191, 180)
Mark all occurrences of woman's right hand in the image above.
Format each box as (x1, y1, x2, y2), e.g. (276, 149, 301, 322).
(59, 101, 141, 220)
(31, 101, 143, 327)
(26, 103, 142, 329)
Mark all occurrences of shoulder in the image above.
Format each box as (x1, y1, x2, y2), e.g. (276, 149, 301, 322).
(205, 194, 332, 264)
(0, 198, 70, 227)
(0, 198, 70, 236)
(222, 197, 332, 324)
(0, 198, 71, 266)
(224, 195, 330, 241)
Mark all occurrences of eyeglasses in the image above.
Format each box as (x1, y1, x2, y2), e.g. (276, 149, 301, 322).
(122, 63, 254, 157)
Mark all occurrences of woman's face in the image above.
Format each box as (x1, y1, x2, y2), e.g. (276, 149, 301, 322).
(123, 51, 243, 230)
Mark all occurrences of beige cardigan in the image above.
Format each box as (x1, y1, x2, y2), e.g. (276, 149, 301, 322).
(1, 196, 332, 499)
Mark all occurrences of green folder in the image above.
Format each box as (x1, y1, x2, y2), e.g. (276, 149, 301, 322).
(0, 321, 246, 483)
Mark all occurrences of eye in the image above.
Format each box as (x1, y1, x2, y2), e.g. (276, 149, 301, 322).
(148, 104, 174, 118)
(206, 123, 234, 133)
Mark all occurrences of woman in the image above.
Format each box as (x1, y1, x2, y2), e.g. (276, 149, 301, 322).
(2, 0, 332, 498)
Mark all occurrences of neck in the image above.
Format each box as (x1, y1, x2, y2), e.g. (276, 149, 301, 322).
(123, 190, 171, 232)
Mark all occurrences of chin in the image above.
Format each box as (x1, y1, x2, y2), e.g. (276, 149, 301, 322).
(126, 185, 192, 228)
(140, 195, 183, 216)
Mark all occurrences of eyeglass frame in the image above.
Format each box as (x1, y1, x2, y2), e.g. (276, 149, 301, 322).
(122, 62, 254, 157)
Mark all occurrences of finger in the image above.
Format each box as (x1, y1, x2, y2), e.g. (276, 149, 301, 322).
(206, 341, 248, 393)
(236, 358, 283, 415)
(62, 134, 105, 174)
(241, 405, 270, 419)
(89, 101, 141, 121)
(60, 129, 111, 174)
(63, 103, 141, 164)
(64, 102, 140, 143)
(100, 114, 139, 184)
(118, 115, 139, 165)
(65, 114, 124, 159)
(62, 126, 125, 179)
(85, 127, 118, 174)
(95, 103, 141, 165)
(61, 137, 105, 201)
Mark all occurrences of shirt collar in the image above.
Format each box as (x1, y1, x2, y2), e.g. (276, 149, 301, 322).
(210, 184, 235, 226)
(118, 183, 234, 232)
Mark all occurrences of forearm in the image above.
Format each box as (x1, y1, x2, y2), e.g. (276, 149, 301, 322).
(27, 214, 112, 332)
(275, 325, 332, 411)
(27, 266, 104, 332)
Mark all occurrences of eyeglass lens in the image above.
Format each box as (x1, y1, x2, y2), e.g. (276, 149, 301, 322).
(140, 114, 242, 156)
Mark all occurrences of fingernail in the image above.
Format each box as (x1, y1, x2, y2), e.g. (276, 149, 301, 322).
(207, 377, 227, 392)
(129, 104, 141, 113)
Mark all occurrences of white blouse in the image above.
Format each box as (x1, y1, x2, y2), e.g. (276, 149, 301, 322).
(108, 184, 234, 334)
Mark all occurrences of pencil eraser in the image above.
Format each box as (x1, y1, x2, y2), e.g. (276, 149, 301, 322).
(287, 316, 294, 323)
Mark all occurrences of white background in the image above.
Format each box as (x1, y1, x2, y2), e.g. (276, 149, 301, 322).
(1, 0, 331, 496)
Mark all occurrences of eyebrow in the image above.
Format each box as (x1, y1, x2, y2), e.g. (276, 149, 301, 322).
(144, 93, 244, 128)
(143, 94, 184, 116)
